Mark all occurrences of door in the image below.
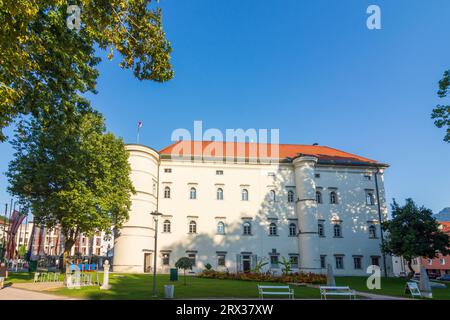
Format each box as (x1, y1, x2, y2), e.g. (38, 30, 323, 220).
(144, 253, 152, 273)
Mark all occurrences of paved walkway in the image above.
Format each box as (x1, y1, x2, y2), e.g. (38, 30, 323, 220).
(0, 286, 78, 300)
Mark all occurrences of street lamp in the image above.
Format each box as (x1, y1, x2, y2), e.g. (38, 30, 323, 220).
(150, 211, 162, 297)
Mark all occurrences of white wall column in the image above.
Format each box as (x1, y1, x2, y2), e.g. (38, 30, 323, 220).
(293, 156, 320, 272)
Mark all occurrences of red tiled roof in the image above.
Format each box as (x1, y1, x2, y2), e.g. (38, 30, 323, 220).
(439, 221, 450, 233)
(159, 141, 385, 166)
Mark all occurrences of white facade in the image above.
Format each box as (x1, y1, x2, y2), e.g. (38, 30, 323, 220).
(113, 142, 392, 276)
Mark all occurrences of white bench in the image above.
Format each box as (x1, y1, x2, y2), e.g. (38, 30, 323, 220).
(320, 286, 356, 300)
(258, 285, 294, 300)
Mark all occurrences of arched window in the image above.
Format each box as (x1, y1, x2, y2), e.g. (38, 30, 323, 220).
(217, 188, 224, 200)
(243, 222, 252, 235)
(163, 220, 171, 233)
(217, 222, 225, 234)
(190, 187, 197, 200)
(288, 190, 295, 203)
(369, 225, 377, 238)
(366, 192, 374, 205)
(318, 223, 325, 237)
(333, 224, 342, 237)
(269, 222, 277, 236)
(189, 221, 197, 234)
(164, 186, 171, 199)
(289, 223, 297, 237)
(270, 190, 276, 202)
(241, 189, 249, 201)
(330, 191, 337, 204)
(316, 191, 322, 204)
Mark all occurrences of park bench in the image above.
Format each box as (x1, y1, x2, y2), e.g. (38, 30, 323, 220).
(319, 286, 356, 300)
(258, 285, 294, 300)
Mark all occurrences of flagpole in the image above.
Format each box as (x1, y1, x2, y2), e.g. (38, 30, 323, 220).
(137, 126, 140, 144)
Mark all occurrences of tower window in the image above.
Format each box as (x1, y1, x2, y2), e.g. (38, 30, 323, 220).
(164, 187, 171, 199)
(330, 191, 338, 204)
(289, 223, 297, 237)
(190, 187, 197, 200)
(288, 190, 295, 203)
(189, 221, 197, 234)
(316, 191, 322, 204)
(216, 188, 224, 200)
(241, 189, 249, 201)
(163, 220, 171, 233)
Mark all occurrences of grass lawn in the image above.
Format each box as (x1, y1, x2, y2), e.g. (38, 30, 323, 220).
(5, 272, 450, 300)
(336, 276, 450, 300)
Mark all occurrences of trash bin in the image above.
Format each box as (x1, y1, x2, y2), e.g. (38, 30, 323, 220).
(164, 284, 174, 299)
(170, 268, 178, 281)
(28, 260, 37, 272)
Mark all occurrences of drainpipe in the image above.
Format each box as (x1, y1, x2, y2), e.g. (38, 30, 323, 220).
(374, 167, 388, 277)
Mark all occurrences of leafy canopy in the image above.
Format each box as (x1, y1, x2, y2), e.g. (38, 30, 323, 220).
(0, 0, 173, 141)
(431, 70, 450, 142)
(6, 110, 135, 250)
(382, 198, 450, 263)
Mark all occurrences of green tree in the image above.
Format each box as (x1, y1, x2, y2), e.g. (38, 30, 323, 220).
(431, 70, 450, 142)
(18, 245, 27, 259)
(175, 257, 194, 285)
(382, 198, 450, 278)
(0, 0, 173, 141)
(6, 110, 135, 264)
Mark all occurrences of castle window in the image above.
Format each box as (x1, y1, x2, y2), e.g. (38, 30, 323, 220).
(269, 222, 278, 236)
(333, 224, 342, 238)
(289, 255, 299, 268)
(335, 256, 344, 269)
(316, 191, 322, 204)
(270, 190, 276, 202)
(289, 223, 297, 237)
(163, 220, 171, 233)
(216, 170, 224, 175)
(241, 189, 249, 201)
(188, 253, 196, 265)
(164, 187, 171, 199)
(371, 256, 380, 267)
(189, 221, 197, 234)
(217, 188, 224, 200)
(353, 257, 362, 270)
(288, 190, 295, 203)
(164, 168, 172, 173)
(190, 187, 197, 200)
(318, 223, 325, 237)
(217, 254, 226, 266)
(162, 253, 170, 265)
(330, 191, 338, 204)
(366, 191, 375, 205)
(217, 222, 225, 235)
(368, 225, 377, 239)
(320, 255, 326, 268)
(243, 222, 252, 235)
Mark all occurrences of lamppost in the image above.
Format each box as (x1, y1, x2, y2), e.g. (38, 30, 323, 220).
(151, 211, 162, 297)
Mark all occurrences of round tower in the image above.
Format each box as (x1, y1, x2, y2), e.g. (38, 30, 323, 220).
(113, 144, 160, 273)
(293, 156, 321, 272)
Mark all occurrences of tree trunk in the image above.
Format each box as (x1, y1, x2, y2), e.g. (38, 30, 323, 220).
(184, 269, 186, 286)
(62, 238, 75, 273)
(407, 259, 415, 279)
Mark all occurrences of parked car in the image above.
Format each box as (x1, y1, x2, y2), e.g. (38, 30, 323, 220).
(437, 274, 450, 281)
(428, 272, 440, 280)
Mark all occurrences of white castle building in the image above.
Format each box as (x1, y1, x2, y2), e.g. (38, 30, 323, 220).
(113, 141, 392, 276)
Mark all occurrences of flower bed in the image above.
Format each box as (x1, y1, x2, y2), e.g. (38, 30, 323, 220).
(198, 270, 326, 284)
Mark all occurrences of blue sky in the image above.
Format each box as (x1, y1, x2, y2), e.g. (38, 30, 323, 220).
(1, 0, 449, 214)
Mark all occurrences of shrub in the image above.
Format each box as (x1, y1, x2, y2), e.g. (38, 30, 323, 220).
(198, 270, 326, 284)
